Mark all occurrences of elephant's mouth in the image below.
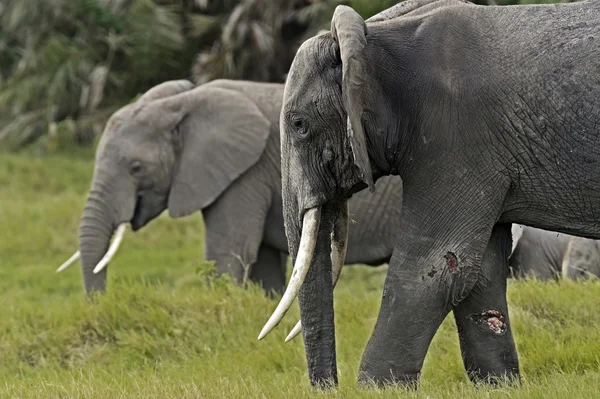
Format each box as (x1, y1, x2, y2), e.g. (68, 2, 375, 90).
(130, 194, 145, 231)
(130, 193, 167, 231)
(347, 180, 368, 197)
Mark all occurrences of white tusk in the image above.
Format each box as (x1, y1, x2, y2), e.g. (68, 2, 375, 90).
(93, 223, 127, 274)
(285, 320, 303, 342)
(510, 224, 523, 254)
(561, 238, 574, 280)
(56, 251, 81, 273)
(258, 207, 321, 340)
(285, 201, 349, 342)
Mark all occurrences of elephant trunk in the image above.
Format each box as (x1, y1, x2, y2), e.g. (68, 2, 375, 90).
(298, 204, 338, 388)
(78, 170, 134, 295)
(79, 192, 113, 294)
(259, 200, 344, 388)
(285, 200, 348, 342)
(79, 163, 137, 296)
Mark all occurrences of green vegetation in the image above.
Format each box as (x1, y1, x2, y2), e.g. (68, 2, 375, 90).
(1, 154, 599, 398)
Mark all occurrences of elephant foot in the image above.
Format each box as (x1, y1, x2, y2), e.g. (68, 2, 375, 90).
(468, 367, 521, 387)
(357, 368, 420, 389)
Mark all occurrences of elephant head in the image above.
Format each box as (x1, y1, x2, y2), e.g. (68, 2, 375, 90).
(59, 80, 271, 295)
(562, 237, 600, 280)
(258, 6, 398, 386)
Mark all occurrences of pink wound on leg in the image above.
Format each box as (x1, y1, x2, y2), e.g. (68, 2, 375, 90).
(444, 252, 458, 273)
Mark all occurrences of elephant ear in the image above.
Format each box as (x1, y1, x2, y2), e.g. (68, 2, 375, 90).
(137, 80, 194, 103)
(331, 5, 374, 191)
(167, 87, 271, 217)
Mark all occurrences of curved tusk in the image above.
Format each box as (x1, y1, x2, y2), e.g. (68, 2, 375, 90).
(561, 238, 574, 280)
(510, 224, 523, 254)
(56, 251, 81, 273)
(285, 201, 349, 342)
(258, 207, 321, 340)
(93, 223, 127, 274)
(285, 320, 303, 342)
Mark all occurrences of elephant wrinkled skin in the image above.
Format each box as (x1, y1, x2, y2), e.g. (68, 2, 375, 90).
(274, 0, 600, 389)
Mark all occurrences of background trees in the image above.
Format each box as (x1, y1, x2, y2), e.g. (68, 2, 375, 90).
(0, 0, 569, 152)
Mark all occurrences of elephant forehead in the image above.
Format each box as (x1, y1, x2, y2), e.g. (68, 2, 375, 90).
(102, 104, 139, 134)
(97, 129, 163, 163)
(286, 37, 336, 98)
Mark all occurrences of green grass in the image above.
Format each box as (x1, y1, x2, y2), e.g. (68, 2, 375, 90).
(1, 153, 599, 398)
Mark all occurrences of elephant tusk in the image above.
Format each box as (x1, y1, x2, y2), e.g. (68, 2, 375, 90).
(510, 224, 523, 254)
(285, 320, 303, 342)
(285, 201, 349, 342)
(93, 224, 127, 274)
(258, 207, 322, 340)
(561, 238, 574, 280)
(56, 251, 81, 273)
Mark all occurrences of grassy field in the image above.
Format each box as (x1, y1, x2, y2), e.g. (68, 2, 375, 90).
(1, 152, 599, 398)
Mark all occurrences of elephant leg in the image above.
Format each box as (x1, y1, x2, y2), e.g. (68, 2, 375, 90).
(452, 223, 520, 384)
(358, 169, 509, 388)
(248, 244, 287, 296)
(202, 176, 273, 288)
(358, 249, 454, 387)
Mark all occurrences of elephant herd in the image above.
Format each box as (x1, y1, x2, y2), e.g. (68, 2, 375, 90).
(57, 0, 600, 391)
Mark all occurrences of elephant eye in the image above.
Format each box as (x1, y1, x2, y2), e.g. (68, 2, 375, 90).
(129, 160, 144, 175)
(290, 115, 308, 138)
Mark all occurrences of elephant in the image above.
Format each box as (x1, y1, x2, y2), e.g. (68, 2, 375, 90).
(561, 236, 600, 279)
(510, 225, 600, 280)
(509, 225, 571, 280)
(57, 78, 402, 297)
(260, 0, 600, 389)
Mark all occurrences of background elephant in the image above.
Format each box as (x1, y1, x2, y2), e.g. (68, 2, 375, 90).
(562, 236, 600, 279)
(59, 79, 402, 296)
(509, 225, 571, 280)
(509, 225, 600, 280)
(268, 0, 600, 389)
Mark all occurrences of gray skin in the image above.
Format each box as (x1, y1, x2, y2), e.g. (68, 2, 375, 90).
(279, 0, 600, 389)
(510, 225, 600, 280)
(509, 225, 571, 280)
(78, 79, 401, 296)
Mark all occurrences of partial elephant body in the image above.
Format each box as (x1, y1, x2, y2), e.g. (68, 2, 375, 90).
(562, 236, 600, 279)
(510, 225, 600, 280)
(277, 0, 600, 389)
(71, 78, 401, 295)
(509, 225, 571, 280)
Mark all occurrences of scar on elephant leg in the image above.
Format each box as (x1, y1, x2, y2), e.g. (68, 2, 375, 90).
(470, 310, 507, 335)
(444, 252, 458, 273)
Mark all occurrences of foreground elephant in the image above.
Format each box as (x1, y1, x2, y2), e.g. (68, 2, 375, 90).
(260, 0, 600, 389)
(58, 79, 401, 295)
(510, 225, 600, 280)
